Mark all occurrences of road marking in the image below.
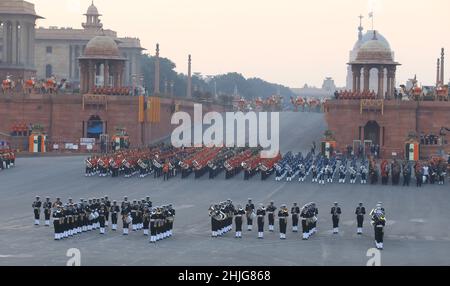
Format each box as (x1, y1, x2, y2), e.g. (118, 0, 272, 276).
(263, 183, 286, 201)
(410, 218, 426, 223)
(425, 236, 435, 241)
(0, 254, 33, 258)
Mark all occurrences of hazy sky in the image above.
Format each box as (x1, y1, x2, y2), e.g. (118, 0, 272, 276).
(32, 0, 450, 88)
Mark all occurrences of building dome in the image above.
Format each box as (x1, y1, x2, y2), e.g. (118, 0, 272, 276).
(352, 30, 391, 52)
(82, 36, 123, 60)
(85, 3, 100, 15)
(354, 33, 394, 63)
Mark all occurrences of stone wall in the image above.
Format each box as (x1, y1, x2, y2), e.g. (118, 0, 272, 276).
(325, 100, 450, 159)
(0, 93, 227, 151)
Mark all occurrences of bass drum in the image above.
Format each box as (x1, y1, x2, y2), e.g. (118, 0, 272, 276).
(93, 212, 99, 219)
(88, 213, 95, 221)
(125, 216, 133, 224)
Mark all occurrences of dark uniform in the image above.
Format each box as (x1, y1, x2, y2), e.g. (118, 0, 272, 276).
(110, 201, 120, 230)
(53, 206, 64, 240)
(355, 203, 366, 234)
(245, 200, 255, 231)
(32, 196, 42, 225)
(403, 164, 411, 186)
(331, 203, 341, 234)
(234, 207, 245, 238)
(291, 203, 300, 232)
(371, 205, 386, 250)
(143, 205, 150, 236)
(256, 206, 266, 239)
(98, 205, 107, 234)
(278, 206, 289, 239)
(149, 209, 158, 243)
(104, 196, 111, 227)
(121, 200, 131, 235)
(43, 198, 52, 226)
(266, 202, 277, 232)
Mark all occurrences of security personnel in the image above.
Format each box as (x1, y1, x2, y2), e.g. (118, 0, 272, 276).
(291, 203, 300, 232)
(234, 205, 245, 238)
(245, 199, 255, 231)
(110, 200, 120, 231)
(331, 202, 341, 234)
(256, 204, 266, 239)
(32, 196, 42, 225)
(266, 201, 277, 232)
(278, 204, 289, 239)
(403, 163, 411, 187)
(355, 202, 366, 235)
(43, 197, 52, 226)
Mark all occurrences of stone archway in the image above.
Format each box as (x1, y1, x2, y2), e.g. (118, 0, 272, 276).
(364, 120, 380, 146)
(86, 115, 103, 139)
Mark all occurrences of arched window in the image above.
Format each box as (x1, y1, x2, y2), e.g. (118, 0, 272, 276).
(45, 64, 53, 78)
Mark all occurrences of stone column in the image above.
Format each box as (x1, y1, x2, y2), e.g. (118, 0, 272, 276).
(2, 20, 8, 64)
(88, 61, 95, 92)
(378, 67, 385, 98)
(187, 55, 192, 98)
(30, 22, 35, 68)
(352, 68, 357, 93)
(154, 44, 160, 94)
(19, 21, 27, 67)
(104, 61, 109, 87)
(363, 66, 370, 92)
(386, 73, 391, 99)
(354, 67, 361, 93)
(11, 21, 18, 65)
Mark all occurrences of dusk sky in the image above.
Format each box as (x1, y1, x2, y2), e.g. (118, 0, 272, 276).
(33, 0, 450, 88)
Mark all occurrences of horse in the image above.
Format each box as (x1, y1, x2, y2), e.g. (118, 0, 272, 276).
(2, 76, 15, 94)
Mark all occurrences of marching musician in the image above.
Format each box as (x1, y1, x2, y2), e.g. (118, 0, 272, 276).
(370, 203, 386, 250)
(121, 198, 131, 235)
(163, 160, 170, 181)
(131, 199, 138, 231)
(245, 199, 255, 231)
(266, 201, 277, 232)
(349, 164, 357, 184)
(32, 196, 42, 226)
(146, 196, 153, 208)
(360, 165, 368, 184)
(234, 205, 245, 238)
(104, 196, 111, 227)
(143, 204, 150, 236)
(300, 205, 310, 240)
(149, 207, 158, 243)
(310, 203, 318, 236)
(256, 204, 266, 239)
(98, 204, 107, 234)
(291, 203, 300, 232)
(278, 204, 289, 240)
(311, 165, 318, 183)
(53, 205, 64, 240)
(331, 202, 341, 234)
(43, 197, 52, 226)
(52, 197, 62, 208)
(110, 200, 120, 231)
(338, 164, 346, 184)
(355, 202, 366, 235)
(167, 204, 175, 237)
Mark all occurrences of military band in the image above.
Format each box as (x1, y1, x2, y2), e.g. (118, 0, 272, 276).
(34, 195, 174, 243)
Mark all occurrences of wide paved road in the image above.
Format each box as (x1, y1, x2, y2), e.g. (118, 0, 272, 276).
(1, 112, 449, 266)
